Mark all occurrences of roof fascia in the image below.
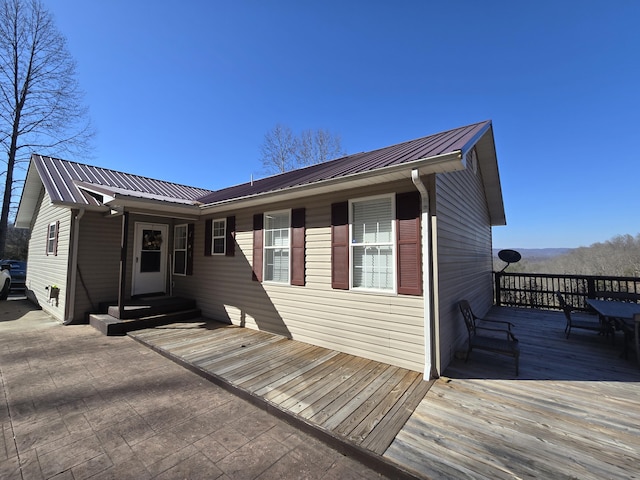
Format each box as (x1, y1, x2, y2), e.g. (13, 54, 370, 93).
(474, 125, 506, 226)
(103, 195, 201, 216)
(14, 159, 43, 228)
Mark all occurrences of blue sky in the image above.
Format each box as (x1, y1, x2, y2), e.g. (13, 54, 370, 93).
(39, 1, 639, 249)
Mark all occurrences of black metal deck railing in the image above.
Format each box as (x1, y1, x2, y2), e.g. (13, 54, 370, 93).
(494, 272, 640, 311)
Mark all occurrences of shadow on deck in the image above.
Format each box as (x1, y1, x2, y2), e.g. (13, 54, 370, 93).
(128, 321, 433, 480)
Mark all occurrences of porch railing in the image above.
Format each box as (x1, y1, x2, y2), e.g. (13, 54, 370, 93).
(494, 272, 640, 311)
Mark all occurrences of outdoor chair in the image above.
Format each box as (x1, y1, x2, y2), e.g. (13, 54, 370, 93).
(556, 292, 606, 339)
(458, 300, 520, 376)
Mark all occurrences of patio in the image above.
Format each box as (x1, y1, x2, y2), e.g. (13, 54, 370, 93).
(130, 306, 639, 479)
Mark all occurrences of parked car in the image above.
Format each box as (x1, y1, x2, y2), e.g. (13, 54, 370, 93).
(0, 259, 25, 291)
(0, 264, 11, 300)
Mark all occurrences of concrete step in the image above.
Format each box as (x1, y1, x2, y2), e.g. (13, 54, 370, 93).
(90, 308, 202, 336)
(104, 297, 197, 320)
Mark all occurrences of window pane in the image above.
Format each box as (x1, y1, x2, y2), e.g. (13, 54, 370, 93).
(174, 226, 187, 249)
(265, 228, 289, 247)
(174, 251, 186, 275)
(352, 246, 393, 290)
(142, 230, 163, 251)
(213, 220, 225, 236)
(265, 248, 289, 282)
(265, 212, 289, 231)
(352, 198, 393, 244)
(213, 238, 225, 254)
(141, 251, 161, 272)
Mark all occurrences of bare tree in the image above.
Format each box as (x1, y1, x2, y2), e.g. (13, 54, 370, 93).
(260, 124, 345, 175)
(0, 0, 93, 257)
(295, 128, 344, 167)
(260, 124, 297, 175)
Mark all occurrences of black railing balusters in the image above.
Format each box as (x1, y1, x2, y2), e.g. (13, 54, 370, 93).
(493, 272, 640, 310)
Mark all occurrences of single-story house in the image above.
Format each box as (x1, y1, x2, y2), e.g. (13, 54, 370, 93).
(15, 120, 505, 378)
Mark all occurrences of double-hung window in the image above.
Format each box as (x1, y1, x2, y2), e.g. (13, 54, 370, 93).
(264, 210, 290, 283)
(46, 222, 58, 256)
(212, 219, 226, 255)
(350, 195, 395, 291)
(173, 224, 188, 275)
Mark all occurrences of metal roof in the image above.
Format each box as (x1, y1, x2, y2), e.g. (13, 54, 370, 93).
(15, 120, 504, 227)
(197, 120, 492, 204)
(33, 155, 212, 206)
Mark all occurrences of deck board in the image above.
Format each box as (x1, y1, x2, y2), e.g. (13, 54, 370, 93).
(384, 306, 640, 479)
(129, 307, 640, 479)
(128, 320, 432, 462)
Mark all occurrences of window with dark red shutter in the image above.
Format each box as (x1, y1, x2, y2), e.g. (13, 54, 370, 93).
(186, 223, 194, 275)
(396, 191, 422, 295)
(331, 202, 349, 289)
(204, 219, 212, 256)
(226, 216, 235, 256)
(252, 213, 263, 281)
(291, 208, 305, 286)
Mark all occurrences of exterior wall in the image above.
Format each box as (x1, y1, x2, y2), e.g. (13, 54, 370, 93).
(25, 189, 72, 322)
(434, 159, 494, 372)
(73, 212, 122, 321)
(174, 180, 427, 372)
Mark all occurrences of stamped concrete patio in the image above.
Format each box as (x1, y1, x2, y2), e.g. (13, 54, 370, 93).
(0, 298, 391, 480)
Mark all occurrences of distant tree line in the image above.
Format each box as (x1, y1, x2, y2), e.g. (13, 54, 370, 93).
(496, 234, 640, 277)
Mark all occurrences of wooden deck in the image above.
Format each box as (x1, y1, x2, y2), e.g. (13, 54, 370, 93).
(128, 320, 433, 474)
(385, 306, 640, 480)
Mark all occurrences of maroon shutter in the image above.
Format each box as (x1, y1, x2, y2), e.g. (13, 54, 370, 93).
(204, 219, 212, 256)
(54, 221, 60, 256)
(252, 214, 263, 281)
(226, 216, 235, 257)
(291, 208, 305, 286)
(396, 191, 422, 295)
(186, 223, 194, 275)
(331, 202, 349, 290)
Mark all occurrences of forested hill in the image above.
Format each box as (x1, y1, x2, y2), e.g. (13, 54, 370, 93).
(493, 234, 640, 276)
(493, 248, 572, 261)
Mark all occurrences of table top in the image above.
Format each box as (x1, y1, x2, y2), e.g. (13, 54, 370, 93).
(586, 299, 640, 321)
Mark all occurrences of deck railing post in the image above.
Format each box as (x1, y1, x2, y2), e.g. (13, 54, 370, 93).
(494, 271, 502, 306)
(587, 277, 596, 300)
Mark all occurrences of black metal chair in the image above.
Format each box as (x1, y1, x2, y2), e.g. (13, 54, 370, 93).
(458, 300, 520, 375)
(556, 292, 605, 339)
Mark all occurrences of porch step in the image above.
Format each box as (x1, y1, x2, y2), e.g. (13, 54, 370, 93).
(90, 308, 202, 336)
(104, 296, 197, 320)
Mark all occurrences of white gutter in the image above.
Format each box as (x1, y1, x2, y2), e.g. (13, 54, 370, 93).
(411, 169, 434, 380)
(65, 208, 85, 324)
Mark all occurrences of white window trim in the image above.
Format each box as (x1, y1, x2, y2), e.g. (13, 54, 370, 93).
(211, 218, 226, 255)
(263, 209, 291, 284)
(173, 223, 188, 276)
(47, 222, 57, 255)
(349, 194, 397, 294)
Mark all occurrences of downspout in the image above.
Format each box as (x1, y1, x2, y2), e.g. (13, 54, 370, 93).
(64, 208, 85, 325)
(411, 169, 436, 379)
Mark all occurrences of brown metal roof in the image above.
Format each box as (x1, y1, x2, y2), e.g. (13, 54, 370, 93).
(32, 155, 213, 206)
(197, 120, 492, 204)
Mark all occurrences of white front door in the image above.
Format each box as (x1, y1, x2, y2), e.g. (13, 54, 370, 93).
(132, 222, 168, 296)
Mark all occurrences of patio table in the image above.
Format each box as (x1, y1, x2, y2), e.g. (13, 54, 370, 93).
(587, 299, 640, 366)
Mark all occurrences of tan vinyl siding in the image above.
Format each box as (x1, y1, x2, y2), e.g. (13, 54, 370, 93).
(175, 180, 426, 372)
(73, 212, 122, 321)
(434, 159, 494, 372)
(25, 190, 71, 322)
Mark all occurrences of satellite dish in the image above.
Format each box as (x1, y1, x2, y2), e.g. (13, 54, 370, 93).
(497, 249, 521, 272)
